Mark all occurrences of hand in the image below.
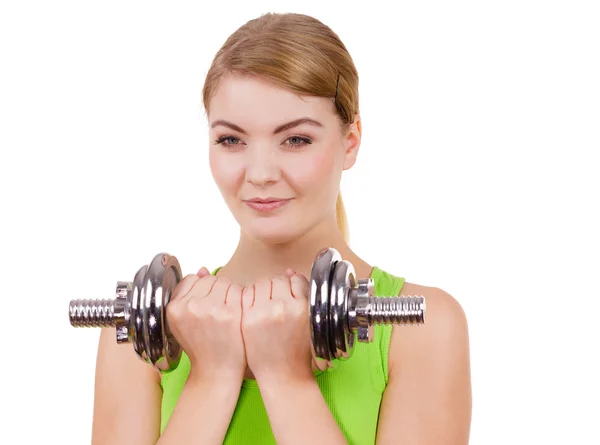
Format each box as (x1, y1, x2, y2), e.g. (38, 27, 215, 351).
(241, 270, 313, 383)
(166, 268, 246, 385)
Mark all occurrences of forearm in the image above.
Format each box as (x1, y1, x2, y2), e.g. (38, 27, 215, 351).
(257, 376, 347, 445)
(157, 378, 240, 445)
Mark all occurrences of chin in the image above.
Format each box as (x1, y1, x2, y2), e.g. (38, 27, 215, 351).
(244, 218, 305, 245)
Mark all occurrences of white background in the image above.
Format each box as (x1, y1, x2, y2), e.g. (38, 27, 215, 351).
(1, 1, 598, 443)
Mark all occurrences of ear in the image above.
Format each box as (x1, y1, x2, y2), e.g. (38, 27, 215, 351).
(343, 114, 362, 170)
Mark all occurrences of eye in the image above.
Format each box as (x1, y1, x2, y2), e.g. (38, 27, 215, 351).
(215, 136, 244, 149)
(283, 136, 312, 149)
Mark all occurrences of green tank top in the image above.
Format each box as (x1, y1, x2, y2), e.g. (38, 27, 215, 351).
(160, 265, 405, 444)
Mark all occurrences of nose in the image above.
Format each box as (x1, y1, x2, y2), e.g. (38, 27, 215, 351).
(245, 146, 281, 187)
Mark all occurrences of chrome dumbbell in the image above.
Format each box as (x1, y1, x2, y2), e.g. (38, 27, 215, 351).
(68, 247, 426, 372)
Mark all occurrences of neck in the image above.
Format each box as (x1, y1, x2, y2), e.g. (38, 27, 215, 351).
(221, 216, 357, 286)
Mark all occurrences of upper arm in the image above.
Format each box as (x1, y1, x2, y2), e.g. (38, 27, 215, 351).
(376, 285, 472, 445)
(92, 327, 163, 445)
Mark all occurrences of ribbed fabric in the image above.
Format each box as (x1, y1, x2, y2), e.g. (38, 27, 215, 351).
(160, 265, 405, 444)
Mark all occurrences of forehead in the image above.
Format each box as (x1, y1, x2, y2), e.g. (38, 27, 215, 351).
(208, 73, 337, 130)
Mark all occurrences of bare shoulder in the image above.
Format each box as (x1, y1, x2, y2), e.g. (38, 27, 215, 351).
(375, 282, 472, 444)
(92, 327, 163, 444)
(401, 281, 466, 318)
(390, 281, 469, 372)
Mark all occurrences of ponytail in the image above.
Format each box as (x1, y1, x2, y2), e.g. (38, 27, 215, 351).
(335, 193, 349, 243)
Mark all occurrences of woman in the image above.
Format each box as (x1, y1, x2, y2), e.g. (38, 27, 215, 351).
(92, 12, 472, 445)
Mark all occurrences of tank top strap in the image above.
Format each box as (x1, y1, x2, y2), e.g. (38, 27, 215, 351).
(369, 266, 406, 386)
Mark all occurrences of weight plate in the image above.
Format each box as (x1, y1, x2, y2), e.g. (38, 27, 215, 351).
(330, 260, 356, 362)
(142, 253, 182, 371)
(131, 264, 148, 364)
(140, 255, 158, 365)
(160, 254, 183, 371)
(310, 247, 341, 371)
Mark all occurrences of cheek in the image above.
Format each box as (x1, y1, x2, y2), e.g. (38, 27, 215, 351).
(286, 148, 340, 191)
(209, 151, 244, 192)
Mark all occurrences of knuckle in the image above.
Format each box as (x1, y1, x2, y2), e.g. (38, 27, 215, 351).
(255, 279, 271, 288)
(216, 276, 233, 286)
(199, 274, 218, 284)
(191, 276, 217, 297)
(241, 314, 254, 330)
(207, 305, 234, 323)
(171, 274, 198, 299)
(182, 274, 201, 287)
(242, 310, 260, 328)
(228, 283, 244, 295)
(291, 274, 305, 284)
(292, 302, 306, 317)
(186, 298, 202, 316)
(272, 300, 286, 320)
(166, 300, 182, 321)
(272, 275, 288, 285)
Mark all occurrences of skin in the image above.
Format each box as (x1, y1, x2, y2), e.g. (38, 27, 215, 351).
(91, 73, 472, 445)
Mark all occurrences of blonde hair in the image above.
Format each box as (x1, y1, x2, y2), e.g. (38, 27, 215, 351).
(202, 12, 359, 242)
(336, 193, 349, 242)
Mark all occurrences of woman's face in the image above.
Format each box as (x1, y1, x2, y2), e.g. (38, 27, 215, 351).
(208, 73, 361, 244)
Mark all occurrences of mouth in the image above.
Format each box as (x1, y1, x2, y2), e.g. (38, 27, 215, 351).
(243, 198, 293, 212)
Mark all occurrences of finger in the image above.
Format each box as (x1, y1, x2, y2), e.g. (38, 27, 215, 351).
(285, 268, 296, 278)
(241, 284, 255, 311)
(253, 279, 272, 305)
(184, 274, 218, 304)
(197, 266, 211, 278)
(271, 275, 291, 301)
(207, 276, 233, 303)
(225, 283, 244, 312)
(170, 274, 201, 302)
(290, 273, 309, 300)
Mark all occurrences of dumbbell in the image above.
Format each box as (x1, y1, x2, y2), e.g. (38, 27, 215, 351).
(68, 247, 426, 372)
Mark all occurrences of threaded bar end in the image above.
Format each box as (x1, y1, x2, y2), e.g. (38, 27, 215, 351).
(69, 299, 116, 327)
(368, 296, 425, 325)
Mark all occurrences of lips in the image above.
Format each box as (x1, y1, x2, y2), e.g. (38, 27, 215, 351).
(244, 198, 292, 212)
(246, 198, 286, 203)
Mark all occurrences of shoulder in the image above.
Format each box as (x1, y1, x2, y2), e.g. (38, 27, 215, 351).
(375, 281, 472, 442)
(389, 282, 470, 374)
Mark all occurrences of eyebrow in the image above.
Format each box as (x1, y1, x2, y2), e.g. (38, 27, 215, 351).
(210, 117, 324, 135)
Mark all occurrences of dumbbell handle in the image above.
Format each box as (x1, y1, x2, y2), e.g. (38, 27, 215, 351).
(355, 295, 425, 324)
(69, 299, 122, 327)
(69, 294, 425, 329)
